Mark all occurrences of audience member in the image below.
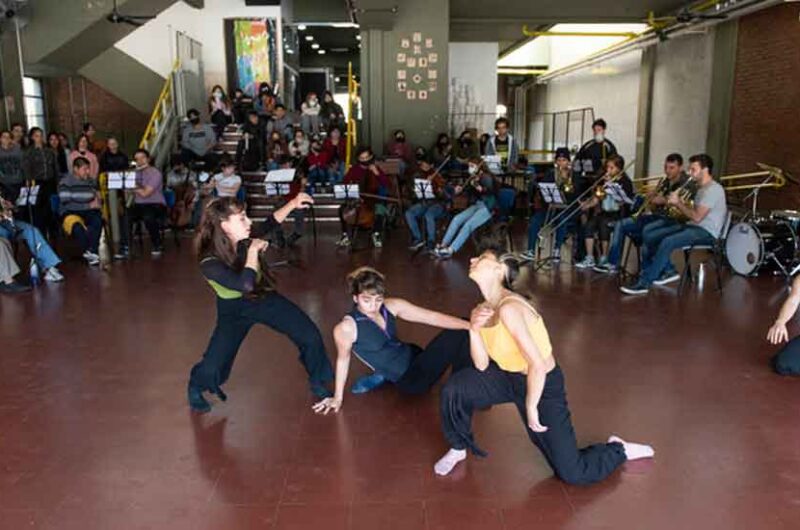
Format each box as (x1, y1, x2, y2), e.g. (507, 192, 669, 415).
(300, 92, 321, 135)
(208, 85, 234, 138)
(267, 130, 289, 171)
(231, 88, 253, 124)
(320, 90, 344, 131)
(289, 129, 310, 159)
(58, 157, 103, 265)
(323, 127, 346, 183)
(211, 155, 242, 199)
(266, 104, 293, 140)
(307, 135, 330, 188)
(181, 108, 218, 169)
(69, 134, 100, 179)
(237, 110, 266, 172)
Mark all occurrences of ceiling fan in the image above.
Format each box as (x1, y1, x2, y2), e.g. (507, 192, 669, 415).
(106, 0, 155, 27)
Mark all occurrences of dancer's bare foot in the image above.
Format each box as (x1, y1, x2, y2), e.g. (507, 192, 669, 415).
(434, 448, 467, 476)
(609, 435, 655, 460)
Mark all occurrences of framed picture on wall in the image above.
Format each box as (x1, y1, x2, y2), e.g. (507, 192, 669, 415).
(425, 38, 434, 48)
(406, 57, 416, 68)
(397, 81, 407, 92)
(413, 45, 422, 55)
(428, 53, 438, 64)
(419, 90, 428, 100)
(413, 32, 422, 43)
(398, 69, 407, 80)
(427, 69, 437, 80)
(428, 81, 438, 92)
(397, 52, 406, 63)
(419, 58, 428, 68)
(401, 39, 410, 48)
(407, 90, 416, 100)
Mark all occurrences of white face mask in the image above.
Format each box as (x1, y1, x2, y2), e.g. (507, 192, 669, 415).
(594, 133, 605, 143)
(468, 164, 478, 176)
(213, 91, 223, 98)
(309, 98, 318, 106)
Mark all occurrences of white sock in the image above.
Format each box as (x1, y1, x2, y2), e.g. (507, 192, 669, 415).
(609, 435, 655, 460)
(434, 448, 467, 476)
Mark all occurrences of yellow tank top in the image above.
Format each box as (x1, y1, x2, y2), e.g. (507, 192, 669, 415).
(479, 296, 553, 373)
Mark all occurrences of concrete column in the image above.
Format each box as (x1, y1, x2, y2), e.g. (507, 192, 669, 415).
(634, 46, 656, 179)
(360, 0, 449, 153)
(0, 23, 26, 128)
(706, 21, 738, 176)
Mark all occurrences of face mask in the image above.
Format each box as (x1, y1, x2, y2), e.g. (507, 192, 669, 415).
(468, 165, 478, 176)
(594, 133, 605, 143)
(309, 98, 318, 105)
(213, 91, 223, 98)
(395, 135, 405, 142)
(359, 157, 373, 167)
(189, 117, 200, 125)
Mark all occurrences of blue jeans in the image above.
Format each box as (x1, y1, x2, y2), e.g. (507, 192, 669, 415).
(0, 220, 61, 270)
(441, 202, 493, 252)
(526, 209, 571, 252)
(642, 219, 684, 270)
(639, 225, 714, 285)
(308, 167, 329, 186)
(405, 202, 446, 245)
(329, 162, 345, 184)
(607, 215, 665, 266)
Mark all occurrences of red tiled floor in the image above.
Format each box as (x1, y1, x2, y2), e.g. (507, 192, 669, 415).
(3, 226, 800, 529)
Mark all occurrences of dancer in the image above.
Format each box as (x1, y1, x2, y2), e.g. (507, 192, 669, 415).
(766, 274, 800, 375)
(187, 194, 334, 413)
(312, 267, 471, 415)
(434, 236, 655, 484)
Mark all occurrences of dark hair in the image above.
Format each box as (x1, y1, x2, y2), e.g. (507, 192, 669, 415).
(275, 103, 286, 111)
(187, 108, 200, 118)
(494, 117, 510, 128)
(347, 267, 386, 296)
(73, 156, 91, 169)
(0, 130, 10, 136)
(247, 110, 259, 118)
(83, 122, 95, 133)
(606, 154, 625, 171)
(75, 134, 91, 149)
(689, 153, 714, 173)
(394, 129, 406, 137)
(592, 118, 607, 130)
(665, 153, 683, 166)
(219, 154, 235, 167)
(356, 146, 373, 159)
(134, 148, 150, 159)
(28, 127, 44, 141)
(11, 122, 24, 130)
(196, 197, 276, 294)
(475, 226, 522, 292)
(328, 125, 342, 136)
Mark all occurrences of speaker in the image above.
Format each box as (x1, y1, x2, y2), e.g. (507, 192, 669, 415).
(244, 0, 280, 5)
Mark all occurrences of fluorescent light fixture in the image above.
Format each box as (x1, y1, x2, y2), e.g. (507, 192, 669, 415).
(311, 43, 320, 49)
(335, 76, 341, 82)
(305, 35, 314, 42)
(356, 34, 361, 41)
(298, 24, 307, 31)
(318, 50, 326, 55)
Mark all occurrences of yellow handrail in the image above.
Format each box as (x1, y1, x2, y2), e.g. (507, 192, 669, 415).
(345, 61, 359, 171)
(139, 60, 180, 149)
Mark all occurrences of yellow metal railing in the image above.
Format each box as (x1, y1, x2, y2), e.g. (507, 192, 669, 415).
(139, 60, 180, 150)
(345, 61, 359, 170)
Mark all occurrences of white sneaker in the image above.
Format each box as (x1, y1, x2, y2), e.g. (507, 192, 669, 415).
(336, 234, 351, 247)
(519, 250, 536, 262)
(372, 232, 383, 248)
(575, 256, 595, 269)
(82, 251, 100, 266)
(44, 267, 65, 283)
(653, 272, 681, 286)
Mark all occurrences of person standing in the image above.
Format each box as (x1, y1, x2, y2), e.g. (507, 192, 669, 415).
(485, 118, 519, 172)
(21, 127, 60, 239)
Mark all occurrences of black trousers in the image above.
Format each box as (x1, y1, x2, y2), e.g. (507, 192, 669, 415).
(772, 336, 800, 375)
(189, 292, 334, 393)
(395, 329, 472, 395)
(68, 209, 103, 254)
(130, 204, 165, 249)
(440, 363, 626, 485)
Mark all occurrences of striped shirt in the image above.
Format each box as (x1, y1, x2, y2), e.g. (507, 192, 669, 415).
(58, 174, 98, 216)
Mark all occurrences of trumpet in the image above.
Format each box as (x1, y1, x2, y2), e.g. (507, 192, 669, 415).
(630, 174, 668, 219)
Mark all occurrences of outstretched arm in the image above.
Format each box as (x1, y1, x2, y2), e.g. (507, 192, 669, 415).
(385, 297, 470, 330)
(768, 276, 800, 344)
(312, 319, 355, 414)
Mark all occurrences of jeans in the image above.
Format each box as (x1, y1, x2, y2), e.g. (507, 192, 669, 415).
(308, 167, 329, 186)
(0, 220, 61, 270)
(440, 364, 627, 485)
(405, 202, 446, 245)
(607, 215, 665, 266)
(189, 292, 334, 393)
(67, 209, 103, 254)
(526, 209, 571, 253)
(639, 225, 715, 285)
(441, 202, 493, 252)
(772, 335, 800, 376)
(328, 161, 345, 184)
(641, 219, 685, 270)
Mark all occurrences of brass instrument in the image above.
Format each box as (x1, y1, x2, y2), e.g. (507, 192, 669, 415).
(594, 171, 625, 200)
(719, 163, 788, 192)
(630, 174, 668, 219)
(555, 167, 574, 195)
(666, 178, 698, 221)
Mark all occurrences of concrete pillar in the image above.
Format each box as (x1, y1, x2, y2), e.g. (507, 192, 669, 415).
(0, 22, 26, 128)
(634, 46, 656, 179)
(706, 21, 738, 176)
(360, 0, 449, 153)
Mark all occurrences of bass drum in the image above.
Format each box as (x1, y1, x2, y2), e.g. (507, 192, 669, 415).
(725, 220, 798, 276)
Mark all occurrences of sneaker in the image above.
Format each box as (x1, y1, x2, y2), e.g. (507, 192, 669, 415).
(336, 233, 351, 247)
(187, 383, 211, 413)
(113, 247, 129, 260)
(408, 240, 425, 251)
(653, 272, 681, 286)
(351, 373, 387, 394)
(519, 250, 536, 262)
(150, 247, 164, 257)
(598, 256, 609, 267)
(435, 246, 453, 259)
(620, 280, 650, 295)
(372, 232, 383, 248)
(0, 280, 31, 294)
(593, 263, 618, 274)
(574, 256, 595, 269)
(44, 267, 65, 283)
(82, 251, 100, 266)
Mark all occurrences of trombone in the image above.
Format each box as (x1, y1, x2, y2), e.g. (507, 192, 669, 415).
(720, 162, 792, 220)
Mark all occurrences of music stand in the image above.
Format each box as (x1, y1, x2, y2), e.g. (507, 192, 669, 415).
(531, 182, 566, 271)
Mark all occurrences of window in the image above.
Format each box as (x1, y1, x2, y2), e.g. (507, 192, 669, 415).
(23, 77, 46, 131)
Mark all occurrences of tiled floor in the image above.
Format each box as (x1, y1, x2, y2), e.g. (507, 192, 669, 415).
(2, 228, 799, 529)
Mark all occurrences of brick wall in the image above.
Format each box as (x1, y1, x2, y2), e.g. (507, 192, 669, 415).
(43, 77, 149, 155)
(726, 4, 800, 211)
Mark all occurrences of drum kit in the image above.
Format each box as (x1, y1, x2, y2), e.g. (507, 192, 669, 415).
(723, 163, 800, 278)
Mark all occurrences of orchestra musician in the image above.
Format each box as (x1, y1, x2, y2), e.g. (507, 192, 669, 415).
(337, 146, 390, 249)
(521, 147, 578, 262)
(405, 151, 452, 251)
(575, 155, 634, 270)
(594, 153, 691, 275)
(572, 118, 617, 191)
(621, 154, 727, 295)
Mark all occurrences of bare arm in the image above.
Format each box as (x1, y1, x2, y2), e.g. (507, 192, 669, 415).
(312, 319, 355, 414)
(498, 302, 549, 432)
(768, 276, 800, 344)
(468, 304, 494, 371)
(384, 298, 470, 331)
(273, 192, 313, 224)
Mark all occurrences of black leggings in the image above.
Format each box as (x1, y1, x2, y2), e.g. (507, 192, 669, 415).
(395, 329, 473, 394)
(189, 292, 334, 393)
(772, 336, 800, 375)
(440, 364, 626, 485)
(584, 211, 618, 242)
(130, 204, 165, 249)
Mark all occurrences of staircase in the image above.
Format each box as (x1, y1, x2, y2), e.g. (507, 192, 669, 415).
(215, 125, 343, 224)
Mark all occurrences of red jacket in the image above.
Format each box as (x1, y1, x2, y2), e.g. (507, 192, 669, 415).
(323, 138, 346, 164)
(307, 149, 330, 169)
(344, 164, 389, 195)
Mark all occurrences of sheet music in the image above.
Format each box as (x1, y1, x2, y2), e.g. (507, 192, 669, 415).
(265, 169, 296, 183)
(537, 182, 565, 205)
(107, 171, 138, 190)
(334, 184, 359, 200)
(413, 179, 435, 199)
(482, 154, 502, 174)
(605, 183, 635, 205)
(16, 185, 40, 206)
(264, 183, 291, 196)
(197, 172, 211, 183)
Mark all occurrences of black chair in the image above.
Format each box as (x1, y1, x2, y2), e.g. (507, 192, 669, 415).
(678, 211, 732, 293)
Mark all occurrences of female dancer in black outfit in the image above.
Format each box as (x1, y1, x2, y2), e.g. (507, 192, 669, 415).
(188, 194, 333, 413)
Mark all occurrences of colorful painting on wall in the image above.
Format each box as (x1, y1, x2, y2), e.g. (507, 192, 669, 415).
(233, 18, 278, 96)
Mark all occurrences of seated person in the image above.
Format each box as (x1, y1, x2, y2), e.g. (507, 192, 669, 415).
(58, 157, 103, 266)
(320, 91, 345, 131)
(385, 129, 415, 179)
(131, 149, 167, 256)
(453, 130, 479, 170)
(289, 129, 309, 160)
(0, 237, 30, 293)
(404, 152, 451, 251)
(266, 104, 293, 141)
(311, 267, 471, 414)
(621, 154, 727, 295)
(431, 133, 453, 170)
(575, 155, 634, 269)
(236, 110, 266, 172)
(166, 156, 198, 230)
(434, 158, 496, 259)
(0, 193, 64, 282)
(208, 85, 233, 138)
(522, 147, 578, 262)
(180, 108, 218, 169)
(306, 135, 330, 189)
(337, 147, 390, 249)
(266, 130, 289, 171)
(210, 155, 242, 199)
(323, 127, 346, 183)
(231, 88, 253, 124)
(300, 92, 322, 135)
(595, 153, 691, 275)
(766, 273, 800, 376)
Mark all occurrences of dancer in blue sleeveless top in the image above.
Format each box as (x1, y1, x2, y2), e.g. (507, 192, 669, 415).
(313, 267, 472, 415)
